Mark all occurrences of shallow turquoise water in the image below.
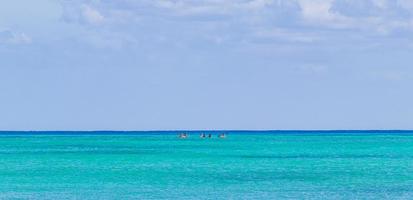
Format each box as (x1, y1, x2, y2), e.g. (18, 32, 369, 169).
(1, 132, 413, 199)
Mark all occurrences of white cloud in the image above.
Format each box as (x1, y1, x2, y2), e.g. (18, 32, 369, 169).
(295, 0, 412, 32)
(61, 1, 105, 25)
(81, 4, 104, 25)
(298, 0, 334, 21)
(0, 30, 31, 45)
(371, 0, 388, 9)
(254, 28, 319, 43)
(297, 0, 359, 30)
(397, 0, 413, 11)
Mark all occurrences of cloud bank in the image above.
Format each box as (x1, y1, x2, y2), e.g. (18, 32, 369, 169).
(60, 0, 413, 33)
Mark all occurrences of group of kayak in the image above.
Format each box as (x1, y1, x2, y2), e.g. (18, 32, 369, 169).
(178, 133, 226, 139)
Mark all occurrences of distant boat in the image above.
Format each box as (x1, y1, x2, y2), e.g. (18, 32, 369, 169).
(219, 133, 226, 138)
(179, 133, 188, 139)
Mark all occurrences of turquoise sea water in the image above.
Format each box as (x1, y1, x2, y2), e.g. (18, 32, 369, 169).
(1, 131, 413, 200)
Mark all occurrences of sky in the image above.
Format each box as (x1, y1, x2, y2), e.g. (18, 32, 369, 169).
(1, 0, 413, 130)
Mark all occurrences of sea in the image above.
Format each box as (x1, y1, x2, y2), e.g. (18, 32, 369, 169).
(0, 131, 413, 200)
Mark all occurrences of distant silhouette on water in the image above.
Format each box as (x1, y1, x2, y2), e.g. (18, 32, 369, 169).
(181, 133, 227, 139)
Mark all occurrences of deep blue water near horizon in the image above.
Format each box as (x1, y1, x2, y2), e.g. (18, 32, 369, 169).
(1, 131, 413, 199)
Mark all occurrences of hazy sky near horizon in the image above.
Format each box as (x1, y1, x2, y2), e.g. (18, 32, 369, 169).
(1, 0, 413, 130)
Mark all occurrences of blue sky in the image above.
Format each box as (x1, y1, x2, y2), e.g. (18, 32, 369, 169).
(1, 0, 413, 130)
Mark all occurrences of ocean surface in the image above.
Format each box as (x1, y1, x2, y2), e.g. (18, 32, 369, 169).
(1, 131, 413, 200)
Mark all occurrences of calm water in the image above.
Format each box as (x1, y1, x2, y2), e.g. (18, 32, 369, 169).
(1, 131, 413, 199)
